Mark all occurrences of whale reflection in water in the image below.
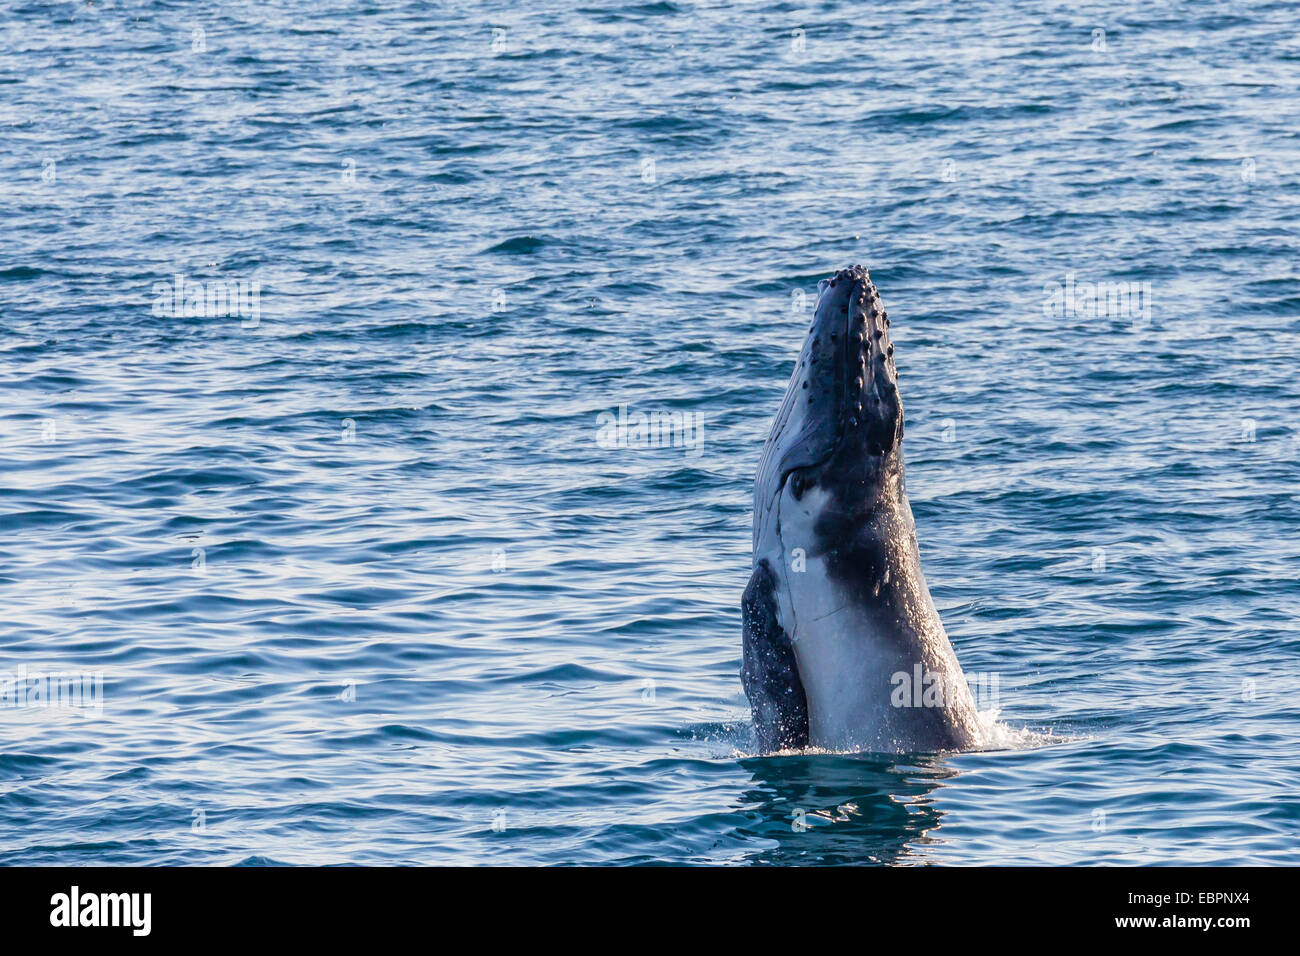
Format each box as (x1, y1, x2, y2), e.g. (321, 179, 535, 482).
(732, 752, 957, 865)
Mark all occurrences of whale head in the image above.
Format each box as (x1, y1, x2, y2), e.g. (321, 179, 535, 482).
(754, 265, 903, 543)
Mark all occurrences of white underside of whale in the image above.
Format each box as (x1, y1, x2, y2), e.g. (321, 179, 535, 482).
(756, 481, 982, 752)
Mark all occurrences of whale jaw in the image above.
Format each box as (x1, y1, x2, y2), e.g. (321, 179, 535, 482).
(753, 266, 902, 550)
(744, 266, 984, 755)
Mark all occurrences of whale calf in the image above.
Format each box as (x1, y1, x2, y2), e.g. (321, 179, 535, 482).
(742, 265, 985, 754)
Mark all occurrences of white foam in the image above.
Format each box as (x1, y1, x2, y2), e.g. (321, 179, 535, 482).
(976, 708, 1075, 750)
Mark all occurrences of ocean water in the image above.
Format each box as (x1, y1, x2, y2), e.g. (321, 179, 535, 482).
(2, 0, 1298, 866)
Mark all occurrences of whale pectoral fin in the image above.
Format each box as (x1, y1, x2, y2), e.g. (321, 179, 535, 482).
(741, 559, 809, 752)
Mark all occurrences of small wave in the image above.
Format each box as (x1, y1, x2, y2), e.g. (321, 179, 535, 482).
(703, 710, 1073, 759)
(0, 266, 48, 281)
(483, 235, 546, 255)
(698, 717, 1071, 759)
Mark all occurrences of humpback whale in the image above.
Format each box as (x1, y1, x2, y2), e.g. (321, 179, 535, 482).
(742, 265, 985, 754)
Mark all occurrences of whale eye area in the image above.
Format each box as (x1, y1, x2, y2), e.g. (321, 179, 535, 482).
(788, 469, 809, 500)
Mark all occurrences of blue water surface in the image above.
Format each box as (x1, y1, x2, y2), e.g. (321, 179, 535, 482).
(2, 0, 1298, 865)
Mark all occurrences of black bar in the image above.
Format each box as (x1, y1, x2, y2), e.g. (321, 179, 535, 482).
(0, 866, 1275, 942)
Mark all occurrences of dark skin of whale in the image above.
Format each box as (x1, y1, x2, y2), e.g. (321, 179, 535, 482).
(742, 558, 808, 752)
